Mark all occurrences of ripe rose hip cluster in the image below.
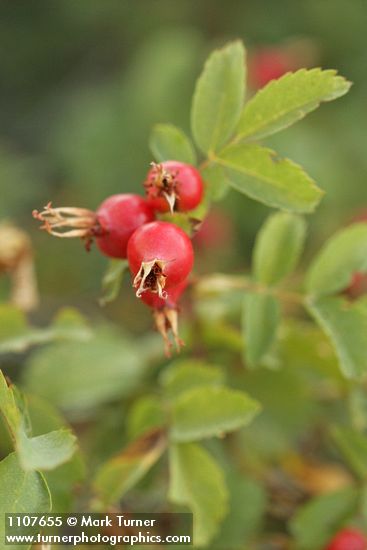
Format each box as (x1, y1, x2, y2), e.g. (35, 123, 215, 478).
(33, 161, 204, 354)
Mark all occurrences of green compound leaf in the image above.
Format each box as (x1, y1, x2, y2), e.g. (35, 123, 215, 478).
(168, 442, 229, 546)
(306, 223, 367, 296)
(243, 292, 280, 367)
(307, 296, 367, 378)
(150, 124, 197, 165)
(99, 259, 128, 306)
(94, 428, 166, 506)
(160, 359, 225, 400)
(0, 452, 51, 550)
(0, 370, 77, 471)
(171, 385, 260, 442)
(191, 41, 245, 154)
(237, 68, 351, 141)
(215, 143, 323, 213)
(290, 487, 359, 550)
(253, 211, 306, 285)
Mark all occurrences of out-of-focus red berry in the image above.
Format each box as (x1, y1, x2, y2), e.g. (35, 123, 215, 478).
(248, 48, 295, 89)
(325, 528, 367, 550)
(194, 208, 234, 251)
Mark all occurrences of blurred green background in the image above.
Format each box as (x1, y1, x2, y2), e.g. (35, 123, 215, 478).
(0, 0, 366, 324)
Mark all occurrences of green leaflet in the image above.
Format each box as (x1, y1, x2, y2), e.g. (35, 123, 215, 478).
(253, 211, 306, 285)
(215, 143, 323, 213)
(191, 41, 245, 154)
(237, 68, 351, 141)
(150, 123, 197, 165)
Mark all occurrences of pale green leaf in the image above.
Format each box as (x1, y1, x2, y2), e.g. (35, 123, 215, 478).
(237, 68, 351, 141)
(169, 442, 229, 546)
(24, 328, 146, 418)
(99, 259, 128, 306)
(253, 212, 306, 284)
(306, 223, 367, 296)
(215, 143, 322, 213)
(94, 429, 166, 506)
(18, 428, 77, 472)
(150, 123, 197, 165)
(243, 292, 280, 367)
(127, 395, 165, 440)
(191, 41, 245, 154)
(171, 385, 260, 442)
(0, 453, 51, 549)
(290, 487, 359, 550)
(200, 163, 229, 201)
(307, 296, 367, 378)
(160, 359, 225, 400)
(1, 371, 78, 472)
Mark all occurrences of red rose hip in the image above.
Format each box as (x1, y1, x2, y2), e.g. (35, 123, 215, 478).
(95, 194, 154, 258)
(33, 194, 154, 259)
(127, 221, 194, 298)
(141, 279, 188, 310)
(325, 528, 367, 550)
(144, 161, 204, 213)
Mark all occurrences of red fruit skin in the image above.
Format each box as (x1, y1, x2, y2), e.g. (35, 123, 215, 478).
(325, 528, 367, 550)
(127, 221, 194, 289)
(96, 194, 154, 259)
(141, 279, 188, 310)
(194, 208, 234, 250)
(145, 161, 204, 213)
(248, 49, 294, 89)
